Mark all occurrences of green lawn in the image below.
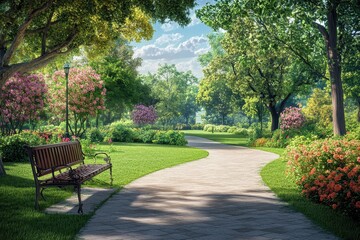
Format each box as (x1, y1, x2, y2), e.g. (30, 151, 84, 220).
(182, 130, 249, 146)
(0, 143, 208, 240)
(184, 130, 360, 239)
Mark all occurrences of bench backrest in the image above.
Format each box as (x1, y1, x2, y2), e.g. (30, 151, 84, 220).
(26, 141, 84, 177)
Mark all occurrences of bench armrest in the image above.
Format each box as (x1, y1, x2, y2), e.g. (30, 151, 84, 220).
(92, 152, 111, 164)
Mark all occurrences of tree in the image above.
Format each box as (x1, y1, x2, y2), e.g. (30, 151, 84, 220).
(0, 0, 196, 88)
(303, 88, 333, 130)
(197, 68, 235, 125)
(91, 40, 151, 124)
(48, 67, 105, 137)
(145, 64, 198, 125)
(197, 0, 360, 135)
(197, 11, 314, 131)
(0, 73, 47, 135)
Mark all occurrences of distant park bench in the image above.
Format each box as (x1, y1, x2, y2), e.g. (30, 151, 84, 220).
(24, 140, 112, 214)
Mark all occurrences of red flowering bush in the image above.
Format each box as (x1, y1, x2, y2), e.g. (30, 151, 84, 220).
(280, 106, 305, 130)
(286, 138, 360, 219)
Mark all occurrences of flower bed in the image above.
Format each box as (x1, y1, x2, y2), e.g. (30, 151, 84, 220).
(286, 138, 360, 219)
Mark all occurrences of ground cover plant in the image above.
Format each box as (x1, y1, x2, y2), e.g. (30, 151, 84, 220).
(0, 143, 208, 240)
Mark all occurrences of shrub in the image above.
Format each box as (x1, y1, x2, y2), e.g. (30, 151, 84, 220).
(215, 125, 229, 132)
(286, 138, 360, 219)
(133, 128, 157, 143)
(203, 124, 215, 132)
(227, 126, 238, 133)
(153, 130, 187, 146)
(190, 124, 204, 130)
(107, 123, 134, 142)
(234, 128, 249, 137)
(0, 73, 47, 135)
(346, 126, 360, 141)
(253, 138, 268, 147)
(280, 106, 305, 130)
(0, 132, 45, 162)
(86, 128, 104, 143)
(131, 105, 157, 125)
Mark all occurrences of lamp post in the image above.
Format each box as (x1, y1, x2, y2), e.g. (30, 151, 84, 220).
(64, 63, 70, 139)
(260, 93, 265, 137)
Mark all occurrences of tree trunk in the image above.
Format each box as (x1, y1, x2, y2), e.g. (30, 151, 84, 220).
(327, 7, 346, 136)
(315, 5, 347, 135)
(268, 105, 280, 132)
(0, 156, 6, 176)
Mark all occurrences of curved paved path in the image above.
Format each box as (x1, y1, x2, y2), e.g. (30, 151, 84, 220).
(78, 136, 337, 240)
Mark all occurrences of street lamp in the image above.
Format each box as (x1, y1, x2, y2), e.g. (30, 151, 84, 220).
(259, 93, 265, 137)
(64, 63, 70, 138)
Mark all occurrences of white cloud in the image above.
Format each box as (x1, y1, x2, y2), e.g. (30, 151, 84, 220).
(160, 22, 179, 32)
(188, 12, 202, 26)
(134, 36, 209, 60)
(137, 57, 204, 78)
(154, 33, 183, 46)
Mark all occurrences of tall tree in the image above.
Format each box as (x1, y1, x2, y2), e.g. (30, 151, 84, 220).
(197, 0, 360, 135)
(197, 9, 315, 131)
(197, 66, 236, 125)
(91, 40, 151, 124)
(0, 0, 196, 88)
(145, 64, 198, 125)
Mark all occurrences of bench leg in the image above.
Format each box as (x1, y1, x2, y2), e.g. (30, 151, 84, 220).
(110, 166, 113, 186)
(75, 185, 83, 214)
(35, 185, 40, 210)
(40, 188, 46, 201)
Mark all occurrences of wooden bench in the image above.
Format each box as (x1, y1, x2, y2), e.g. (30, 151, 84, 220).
(24, 140, 113, 214)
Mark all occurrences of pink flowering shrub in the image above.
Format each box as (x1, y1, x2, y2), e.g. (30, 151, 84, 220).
(0, 73, 47, 135)
(48, 67, 106, 137)
(131, 105, 157, 125)
(286, 138, 360, 219)
(280, 106, 305, 130)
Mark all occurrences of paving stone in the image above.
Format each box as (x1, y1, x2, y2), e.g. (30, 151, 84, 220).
(45, 187, 116, 214)
(77, 136, 339, 240)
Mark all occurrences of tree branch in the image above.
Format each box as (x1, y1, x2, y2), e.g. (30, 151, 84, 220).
(2, 1, 53, 66)
(42, 9, 55, 55)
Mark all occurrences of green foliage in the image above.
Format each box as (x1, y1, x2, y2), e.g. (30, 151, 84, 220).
(153, 130, 187, 146)
(107, 123, 134, 143)
(133, 128, 157, 143)
(346, 126, 360, 141)
(0, 0, 197, 88)
(91, 41, 152, 123)
(144, 64, 199, 125)
(85, 128, 104, 143)
(0, 132, 45, 162)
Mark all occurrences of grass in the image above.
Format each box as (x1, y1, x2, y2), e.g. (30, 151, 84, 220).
(183, 130, 360, 239)
(261, 157, 360, 240)
(182, 130, 249, 146)
(0, 142, 208, 240)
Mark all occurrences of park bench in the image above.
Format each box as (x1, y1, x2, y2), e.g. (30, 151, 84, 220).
(24, 140, 113, 214)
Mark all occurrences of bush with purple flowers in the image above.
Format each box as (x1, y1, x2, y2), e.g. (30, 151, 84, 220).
(131, 105, 157, 125)
(280, 106, 306, 130)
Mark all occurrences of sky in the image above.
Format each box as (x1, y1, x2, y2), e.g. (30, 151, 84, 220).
(131, 0, 216, 79)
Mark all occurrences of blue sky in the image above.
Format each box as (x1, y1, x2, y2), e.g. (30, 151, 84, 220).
(131, 1, 215, 78)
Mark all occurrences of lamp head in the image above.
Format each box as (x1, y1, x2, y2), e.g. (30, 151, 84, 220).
(63, 63, 70, 74)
